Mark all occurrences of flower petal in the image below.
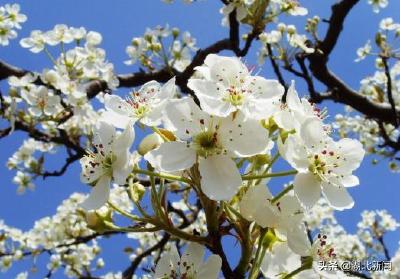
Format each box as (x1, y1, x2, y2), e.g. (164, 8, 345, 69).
(144, 141, 196, 172)
(197, 255, 222, 279)
(165, 98, 207, 140)
(293, 172, 321, 209)
(219, 114, 270, 157)
(80, 176, 111, 210)
(180, 243, 204, 273)
(199, 155, 242, 201)
(322, 183, 354, 210)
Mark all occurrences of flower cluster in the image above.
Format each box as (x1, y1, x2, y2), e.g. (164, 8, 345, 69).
(0, 3, 26, 46)
(258, 22, 314, 65)
(124, 25, 197, 72)
(220, 0, 308, 27)
(0, 186, 133, 277)
(73, 53, 368, 279)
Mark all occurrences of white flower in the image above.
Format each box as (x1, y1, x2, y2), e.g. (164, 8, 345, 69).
(154, 243, 222, 279)
(21, 86, 62, 117)
(368, 0, 388, 13)
(188, 54, 284, 119)
(45, 24, 74, 45)
(259, 31, 282, 44)
(86, 31, 102, 46)
(355, 40, 372, 62)
(20, 30, 46, 53)
(80, 121, 134, 210)
(0, 22, 17, 46)
(239, 184, 311, 255)
(145, 97, 270, 200)
(102, 77, 176, 128)
(274, 81, 323, 132)
(4, 4, 27, 29)
(288, 33, 314, 53)
(281, 118, 365, 209)
(260, 242, 302, 279)
(379, 17, 400, 31)
(124, 37, 147, 65)
(261, 237, 354, 279)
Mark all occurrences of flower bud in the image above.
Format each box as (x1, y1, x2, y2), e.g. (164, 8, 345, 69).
(172, 27, 180, 38)
(85, 207, 112, 233)
(138, 133, 163, 155)
(287, 25, 297, 35)
(129, 182, 146, 203)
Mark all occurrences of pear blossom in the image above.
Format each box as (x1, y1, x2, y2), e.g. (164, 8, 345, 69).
(379, 17, 400, 31)
(281, 118, 365, 210)
(21, 85, 62, 117)
(45, 24, 74, 45)
(239, 184, 311, 255)
(154, 243, 222, 279)
(145, 97, 270, 200)
(220, 0, 253, 26)
(20, 30, 46, 52)
(261, 237, 355, 279)
(288, 33, 314, 53)
(355, 40, 372, 62)
(188, 54, 284, 119)
(0, 22, 16, 46)
(3, 4, 27, 28)
(274, 81, 324, 132)
(102, 77, 176, 128)
(80, 121, 134, 210)
(368, 0, 388, 13)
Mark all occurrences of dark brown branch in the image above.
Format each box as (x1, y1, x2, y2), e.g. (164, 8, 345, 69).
(122, 234, 170, 279)
(0, 60, 27, 81)
(382, 57, 398, 126)
(42, 152, 82, 178)
(319, 0, 360, 56)
(266, 44, 287, 95)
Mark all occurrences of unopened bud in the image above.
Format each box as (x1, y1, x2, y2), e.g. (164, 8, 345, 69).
(138, 133, 163, 155)
(129, 182, 146, 202)
(85, 208, 112, 233)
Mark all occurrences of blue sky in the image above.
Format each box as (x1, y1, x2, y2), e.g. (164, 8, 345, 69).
(0, 0, 399, 278)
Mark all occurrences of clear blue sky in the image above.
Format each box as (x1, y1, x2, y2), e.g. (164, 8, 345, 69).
(0, 0, 399, 278)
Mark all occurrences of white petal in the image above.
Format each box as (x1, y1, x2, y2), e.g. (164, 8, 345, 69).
(340, 175, 359, 187)
(180, 243, 204, 273)
(197, 255, 222, 279)
(293, 172, 321, 209)
(219, 115, 269, 157)
(286, 224, 312, 256)
(188, 79, 221, 99)
(94, 121, 116, 154)
(300, 117, 326, 148)
(261, 242, 301, 279)
(286, 81, 302, 112)
(209, 56, 248, 86)
(154, 246, 180, 278)
(199, 155, 242, 201)
(188, 79, 235, 117)
(337, 138, 365, 171)
(80, 156, 103, 184)
(144, 141, 196, 172)
(239, 184, 275, 227)
(104, 94, 132, 116)
(280, 135, 309, 172)
(158, 76, 177, 99)
(80, 176, 111, 210)
(274, 110, 296, 131)
(322, 183, 354, 210)
(100, 111, 133, 129)
(245, 77, 284, 100)
(165, 98, 207, 140)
